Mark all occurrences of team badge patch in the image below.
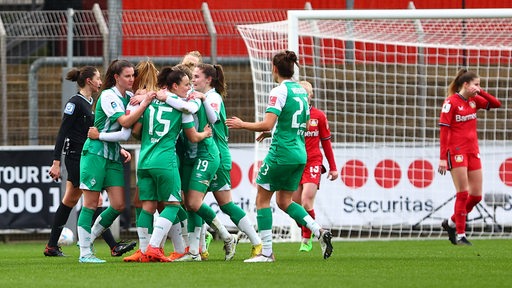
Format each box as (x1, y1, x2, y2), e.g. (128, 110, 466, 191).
(469, 101, 476, 109)
(269, 96, 277, 106)
(111, 101, 117, 109)
(441, 102, 451, 113)
(64, 103, 75, 115)
(309, 119, 318, 126)
(454, 155, 464, 163)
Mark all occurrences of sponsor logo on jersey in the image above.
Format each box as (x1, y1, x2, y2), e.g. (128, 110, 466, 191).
(210, 102, 220, 112)
(111, 101, 117, 109)
(454, 155, 464, 163)
(64, 103, 75, 115)
(304, 130, 319, 137)
(455, 113, 477, 122)
(269, 96, 277, 106)
(309, 119, 318, 126)
(469, 101, 476, 109)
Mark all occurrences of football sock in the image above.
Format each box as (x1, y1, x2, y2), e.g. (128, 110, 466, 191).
(220, 202, 245, 225)
(77, 207, 95, 257)
(197, 203, 231, 242)
(257, 208, 273, 256)
(453, 191, 469, 234)
(302, 209, 315, 239)
(91, 206, 120, 242)
(188, 226, 202, 255)
(199, 224, 207, 252)
(168, 223, 186, 253)
(149, 205, 179, 247)
(237, 216, 261, 245)
(465, 195, 482, 214)
(94, 208, 116, 248)
(137, 209, 154, 252)
(48, 203, 72, 247)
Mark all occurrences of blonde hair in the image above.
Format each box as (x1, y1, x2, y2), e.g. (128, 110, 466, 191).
(133, 60, 159, 92)
(299, 80, 313, 97)
(181, 51, 203, 69)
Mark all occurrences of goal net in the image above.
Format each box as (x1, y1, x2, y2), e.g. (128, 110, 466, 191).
(237, 9, 512, 241)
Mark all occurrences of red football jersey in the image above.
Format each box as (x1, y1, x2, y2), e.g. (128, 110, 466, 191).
(439, 93, 489, 156)
(305, 107, 336, 171)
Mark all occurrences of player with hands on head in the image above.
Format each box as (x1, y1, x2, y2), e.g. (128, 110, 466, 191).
(438, 68, 501, 246)
(226, 50, 333, 262)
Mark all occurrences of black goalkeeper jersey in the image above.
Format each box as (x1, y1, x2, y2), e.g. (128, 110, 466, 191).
(52, 93, 94, 160)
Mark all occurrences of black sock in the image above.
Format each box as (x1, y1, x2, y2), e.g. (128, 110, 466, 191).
(48, 203, 72, 247)
(93, 207, 117, 249)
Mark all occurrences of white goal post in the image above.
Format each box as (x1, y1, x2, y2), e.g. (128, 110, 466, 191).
(237, 8, 512, 241)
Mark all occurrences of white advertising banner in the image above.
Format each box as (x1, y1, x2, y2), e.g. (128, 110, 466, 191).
(205, 144, 512, 229)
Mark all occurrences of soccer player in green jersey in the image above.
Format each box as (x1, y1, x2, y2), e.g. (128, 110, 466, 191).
(76, 60, 155, 263)
(226, 50, 333, 262)
(130, 67, 212, 262)
(176, 74, 238, 262)
(192, 63, 262, 259)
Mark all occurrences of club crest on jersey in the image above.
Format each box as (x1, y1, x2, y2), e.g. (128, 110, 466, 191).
(469, 101, 476, 109)
(454, 154, 464, 163)
(111, 101, 117, 109)
(64, 103, 75, 115)
(269, 96, 277, 106)
(309, 119, 318, 126)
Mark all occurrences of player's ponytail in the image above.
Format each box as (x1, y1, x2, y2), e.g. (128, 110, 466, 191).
(66, 66, 97, 88)
(273, 50, 299, 79)
(448, 68, 478, 96)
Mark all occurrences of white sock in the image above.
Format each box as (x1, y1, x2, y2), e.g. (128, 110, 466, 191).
(188, 226, 202, 255)
(181, 219, 189, 247)
(77, 226, 92, 257)
(200, 224, 207, 252)
(448, 218, 456, 228)
(237, 216, 261, 245)
(137, 226, 150, 253)
(168, 223, 185, 253)
(90, 216, 106, 243)
(260, 229, 273, 256)
(303, 215, 321, 238)
(149, 217, 172, 248)
(210, 217, 231, 242)
(457, 233, 466, 240)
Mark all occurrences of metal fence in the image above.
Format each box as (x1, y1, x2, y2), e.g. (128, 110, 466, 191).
(0, 3, 294, 146)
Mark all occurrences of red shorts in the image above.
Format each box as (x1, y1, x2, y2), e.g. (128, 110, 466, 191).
(447, 152, 482, 171)
(299, 163, 324, 186)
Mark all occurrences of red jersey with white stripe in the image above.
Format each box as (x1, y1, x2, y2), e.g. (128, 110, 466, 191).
(439, 93, 489, 156)
(305, 106, 336, 171)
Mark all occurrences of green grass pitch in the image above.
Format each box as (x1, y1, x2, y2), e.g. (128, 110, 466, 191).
(0, 239, 511, 287)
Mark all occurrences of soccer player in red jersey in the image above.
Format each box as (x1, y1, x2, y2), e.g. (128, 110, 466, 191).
(438, 69, 501, 246)
(292, 81, 338, 252)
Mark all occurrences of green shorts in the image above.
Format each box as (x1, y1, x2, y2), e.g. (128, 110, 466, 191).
(256, 158, 305, 192)
(137, 167, 181, 202)
(186, 155, 220, 193)
(208, 165, 231, 192)
(79, 152, 124, 192)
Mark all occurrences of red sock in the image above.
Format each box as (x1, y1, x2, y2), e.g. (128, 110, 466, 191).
(301, 209, 316, 239)
(465, 195, 482, 214)
(452, 191, 468, 234)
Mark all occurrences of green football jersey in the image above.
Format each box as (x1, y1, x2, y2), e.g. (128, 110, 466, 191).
(265, 80, 309, 165)
(82, 87, 131, 162)
(205, 89, 231, 170)
(182, 98, 220, 161)
(138, 95, 194, 169)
